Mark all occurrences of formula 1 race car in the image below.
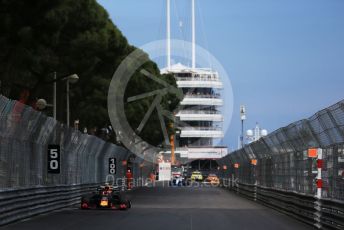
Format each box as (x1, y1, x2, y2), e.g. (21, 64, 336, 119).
(81, 184, 131, 210)
(169, 175, 186, 186)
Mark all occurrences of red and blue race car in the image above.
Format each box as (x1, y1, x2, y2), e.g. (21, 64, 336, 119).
(81, 184, 131, 210)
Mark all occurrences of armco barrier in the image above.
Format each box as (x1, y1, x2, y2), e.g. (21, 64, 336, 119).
(255, 186, 317, 227)
(319, 199, 344, 230)
(0, 184, 100, 226)
(229, 183, 344, 230)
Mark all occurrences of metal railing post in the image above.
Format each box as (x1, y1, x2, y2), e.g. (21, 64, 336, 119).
(314, 148, 323, 229)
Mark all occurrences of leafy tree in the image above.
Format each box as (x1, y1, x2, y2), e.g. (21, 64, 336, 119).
(0, 0, 180, 146)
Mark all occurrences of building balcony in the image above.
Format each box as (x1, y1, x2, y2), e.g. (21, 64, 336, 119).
(177, 110, 223, 121)
(163, 147, 228, 159)
(186, 147, 228, 159)
(180, 95, 223, 106)
(176, 76, 223, 88)
(179, 127, 224, 138)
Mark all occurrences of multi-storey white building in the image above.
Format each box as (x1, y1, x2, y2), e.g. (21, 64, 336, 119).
(161, 0, 227, 165)
(161, 63, 227, 162)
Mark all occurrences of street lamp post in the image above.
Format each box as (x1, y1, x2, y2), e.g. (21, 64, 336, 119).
(53, 72, 57, 120)
(66, 78, 70, 126)
(36, 73, 79, 126)
(64, 74, 79, 127)
(240, 105, 246, 149)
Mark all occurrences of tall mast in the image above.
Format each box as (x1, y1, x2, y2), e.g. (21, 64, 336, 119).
(167, 0, 171, 70)
(191, 0, 196, 69)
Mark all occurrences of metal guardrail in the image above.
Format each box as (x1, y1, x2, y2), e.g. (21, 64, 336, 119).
(0, 181, 132, 226)
(319, 199, 344, 230)
(227, 183, 344, 230)
(0, 184, 100, 226)
(256, 186, 317, 227)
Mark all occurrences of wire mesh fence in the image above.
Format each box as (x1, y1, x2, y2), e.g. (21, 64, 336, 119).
(0, 95, 139, 189)
(219, 99, 344, 201)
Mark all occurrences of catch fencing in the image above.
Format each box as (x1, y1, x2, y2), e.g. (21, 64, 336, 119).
(0, 95, 150, 225)
(218, 99, 344, 229)
(0, 95, 145, 188)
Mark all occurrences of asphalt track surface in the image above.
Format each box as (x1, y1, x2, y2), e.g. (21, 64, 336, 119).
(2, 185, 313, 230)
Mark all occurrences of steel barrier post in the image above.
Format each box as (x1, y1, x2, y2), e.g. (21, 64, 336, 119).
(253, 163, 257, 201)
(315, 148, 323, 229)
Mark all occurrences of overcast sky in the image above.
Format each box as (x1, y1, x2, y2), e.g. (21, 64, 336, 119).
(98, 0, 344, 150)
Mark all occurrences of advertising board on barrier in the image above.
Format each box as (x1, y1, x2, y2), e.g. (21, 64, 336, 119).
(158, 162, 171, 181)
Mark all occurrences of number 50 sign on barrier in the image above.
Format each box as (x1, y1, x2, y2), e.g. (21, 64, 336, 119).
(48, 145, 60, 174)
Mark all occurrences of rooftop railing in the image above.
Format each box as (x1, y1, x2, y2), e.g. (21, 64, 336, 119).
(176, 75, 220, 81)
(180, 126, 223, 131)
(178, 110, 222, 114)
(183, 94, 221, 99)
